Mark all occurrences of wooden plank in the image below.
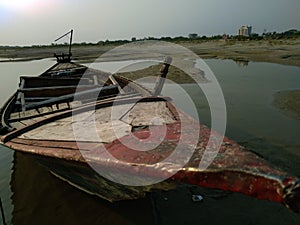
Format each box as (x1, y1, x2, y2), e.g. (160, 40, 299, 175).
(5, 141, 84, 162)
(23, 97, 55, 103)
(93, 75, 99, 85)
(115, 75, 152, 96)
(9, 107, 68, 123)
(20, 93, 26, 112)
(20, 86, 88, 92)
(10, 112, 21, 120)
(15, 79, 26, 112)
(1, 96, 170, 143)
(19, 101, 174, 143)
(153, 57, 172, 96)
(10, 122, 26, 130)
(121, 102, 175, 126)
(35, 107, 53, 114)
(20, 76, 91, 88)
(40, 62, 86, 76)
(21, 87, 76, 98)
(1, 94, 17, 131)
(10, 138, 94, 151)
(109, 75, 125, 94)
(20, 117, 40, 126)
(16, 79, 25, 102)
(19, 113, 132, 143)
(24, 85, 119, 111)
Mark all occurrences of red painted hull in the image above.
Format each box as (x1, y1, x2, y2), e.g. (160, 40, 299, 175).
(3, 104, 300, 212)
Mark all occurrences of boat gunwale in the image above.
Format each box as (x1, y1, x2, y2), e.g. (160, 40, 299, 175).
(1, 95, 173, 143)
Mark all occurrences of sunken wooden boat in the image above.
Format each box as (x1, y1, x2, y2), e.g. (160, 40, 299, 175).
(0, 53, 299, 212)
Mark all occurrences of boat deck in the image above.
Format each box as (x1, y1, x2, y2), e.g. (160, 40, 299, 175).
(1, 58, 300, 212)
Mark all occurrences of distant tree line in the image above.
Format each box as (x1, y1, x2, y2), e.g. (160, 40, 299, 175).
(1, 29, 299, 49)
(184, 29, 300, 41)
(262, 29, 300, 39)
(92, 28, 300, 44)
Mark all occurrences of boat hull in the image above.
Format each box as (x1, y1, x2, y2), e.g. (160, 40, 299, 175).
(3, 109, 300, 212)
(1, 59, 299, 213)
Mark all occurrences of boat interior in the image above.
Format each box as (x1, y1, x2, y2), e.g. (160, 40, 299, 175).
(0, 57, 167, 135)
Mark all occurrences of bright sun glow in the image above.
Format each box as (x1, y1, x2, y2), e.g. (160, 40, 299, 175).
(0, 0, 57, 14)
(0, 0, 38, 9)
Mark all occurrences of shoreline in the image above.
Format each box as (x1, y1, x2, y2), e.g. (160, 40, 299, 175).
(1, 40, 299, 119)
(183, 38, 300, 67)
(0, 39, 300, 67)
(273, 90, 300, 120)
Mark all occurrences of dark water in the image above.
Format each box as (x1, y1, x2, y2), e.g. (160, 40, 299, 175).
(0, 59, 300, 225)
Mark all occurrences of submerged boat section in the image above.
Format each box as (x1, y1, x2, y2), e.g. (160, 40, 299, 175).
(0, 50, 299, 212)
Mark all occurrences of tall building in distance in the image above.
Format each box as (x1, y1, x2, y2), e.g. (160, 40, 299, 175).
(238, 25, 252, 36)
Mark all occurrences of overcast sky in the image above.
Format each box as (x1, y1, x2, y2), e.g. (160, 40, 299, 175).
(0, 0, 299, 46)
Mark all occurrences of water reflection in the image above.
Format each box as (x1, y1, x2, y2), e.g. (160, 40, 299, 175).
(0, 146, 13, 225)
(1, 58, 300, 224)
(233, 59, 249, 67)
(10, 152, 154, 225)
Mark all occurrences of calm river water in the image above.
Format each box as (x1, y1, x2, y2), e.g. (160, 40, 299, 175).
(0, 58, 300, 225)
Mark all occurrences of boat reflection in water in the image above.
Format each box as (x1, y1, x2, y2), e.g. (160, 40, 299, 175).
(11, 152, 300, 225)
(10, 152, 154, 225)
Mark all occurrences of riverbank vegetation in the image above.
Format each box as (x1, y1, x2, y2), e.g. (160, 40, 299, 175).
(1, 29, 299, 49)
(0, 29, 299, 67)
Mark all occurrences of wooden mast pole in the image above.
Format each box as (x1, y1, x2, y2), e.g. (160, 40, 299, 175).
(69, 29, 73, 57)
(54, 30, 73, 62)
(153, 57, 172, 96)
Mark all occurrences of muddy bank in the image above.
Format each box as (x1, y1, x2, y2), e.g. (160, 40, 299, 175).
(273, 90, 300, 120)
(1, 38, 300, 66)
(183, 38, 300, 67)
(116, 64, 206, 84)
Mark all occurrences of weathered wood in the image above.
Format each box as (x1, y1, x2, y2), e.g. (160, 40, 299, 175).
(9, 112, 20, 120)
(1, 96, 170, 143)
(16, 79, 26, 112)
(24, 85, 119, 111)
(93, 75, 99, 85)
(2, 56, 300, 213)
(0, 94, 17, 132)
(153, 57, 172, 96)
(10, 122, 26, 130)
(20, 76, 91, 88)
(41, 63, 87, 77)
(19, 84, 101, 97)
(121, 102, 175, 126)
(115, 75, 152, 96)
(19, 101, 175, 143)
(20, 118, 40, 126)
(109, 75, 125, 94)
(6, 141, 84, 161)
(16, 79, 25, 102)
(11, 138, 93, 151)
(9, 107, 68, 126)
(20, 92, 26, 112)
(23, 97, 55, 102)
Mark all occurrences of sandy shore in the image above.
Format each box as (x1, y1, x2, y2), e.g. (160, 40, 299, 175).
(1, 38, 300, 66)
(1, 39, 299, 118)
(183, 38, 300, 67)
(273, 90, 300, 120)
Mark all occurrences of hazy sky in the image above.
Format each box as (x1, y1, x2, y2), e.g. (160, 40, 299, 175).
(0, 0, 299, 46)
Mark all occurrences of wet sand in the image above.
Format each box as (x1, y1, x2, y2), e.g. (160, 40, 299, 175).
(183, 38, 300, 67)
(115, 64, 206, 84)
(1, 38, 300, 66)
(273, 90, 300, 120)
